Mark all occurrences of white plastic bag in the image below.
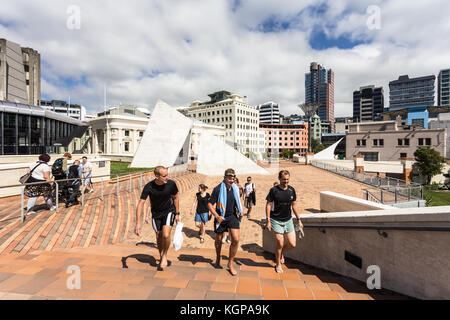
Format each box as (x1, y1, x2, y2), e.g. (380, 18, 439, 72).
(173, 222, 184, 251)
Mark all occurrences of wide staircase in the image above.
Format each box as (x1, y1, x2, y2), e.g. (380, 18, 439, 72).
(0, 242, 407, 300)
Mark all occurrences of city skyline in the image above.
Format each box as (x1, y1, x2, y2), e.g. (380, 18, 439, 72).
(1, 0, 449, 117)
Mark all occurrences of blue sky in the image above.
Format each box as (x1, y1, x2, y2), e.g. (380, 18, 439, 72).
(1, 0, 449, 116)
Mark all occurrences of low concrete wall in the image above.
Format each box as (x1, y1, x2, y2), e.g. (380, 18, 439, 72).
(0, 158, 111, 198)
(262, 207, 450, 300)
(320, 191, 396, 212)
(103, 154, 135, 163)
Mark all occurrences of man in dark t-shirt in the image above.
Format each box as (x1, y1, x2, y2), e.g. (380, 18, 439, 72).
(265, 170, 303, 274)
(208, 168, 243, 276)
(135, 166, 180, 270)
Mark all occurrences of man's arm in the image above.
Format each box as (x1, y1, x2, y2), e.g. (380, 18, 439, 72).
(135, 199, 147, 236)
(208, 202, 224, 223)
(173, 193, 180, 222)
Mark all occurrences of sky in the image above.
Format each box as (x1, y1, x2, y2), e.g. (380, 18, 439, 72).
(1, 0, 450, 117)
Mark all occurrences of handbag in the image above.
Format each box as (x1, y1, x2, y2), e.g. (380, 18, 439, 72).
(19, 163, 43, 184)
(172, 222, 184, 251)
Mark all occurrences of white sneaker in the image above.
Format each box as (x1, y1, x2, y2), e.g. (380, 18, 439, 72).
(50, 206, 57, 211)
(26, 210, 36, 216)
(89, 189, 94, 193)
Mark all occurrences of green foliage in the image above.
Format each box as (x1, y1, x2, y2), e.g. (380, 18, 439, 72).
(280, 149, 295, 159)
(413, 147, 445, 185)
(311, 138, 326, 153)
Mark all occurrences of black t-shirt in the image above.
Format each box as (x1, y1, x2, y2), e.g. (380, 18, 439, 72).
(196, 192, 210, 214)
(140, 179, 179, 218)
(209, 183, 237, 218)
(266, 185, 297, 222)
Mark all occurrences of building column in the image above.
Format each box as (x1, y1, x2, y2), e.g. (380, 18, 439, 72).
(400, 157, 414, 184)
(353, 154, 365, 173)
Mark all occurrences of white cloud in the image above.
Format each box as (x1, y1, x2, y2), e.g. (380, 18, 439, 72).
(1, 0, 449, 119)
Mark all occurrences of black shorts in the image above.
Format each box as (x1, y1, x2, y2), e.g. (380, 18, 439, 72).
(152, 211, 176, 232)
(214, 214, 240, 234)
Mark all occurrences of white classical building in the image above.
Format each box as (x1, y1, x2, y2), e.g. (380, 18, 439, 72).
(88, 113, 148, 155)
(184, 91, 266, 159)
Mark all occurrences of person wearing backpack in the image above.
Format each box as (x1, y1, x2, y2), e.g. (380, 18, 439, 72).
(265, 170, 303, 274)
(24, 154, 56, 215)
(65, 160, 82, 208)
(244, 176, 256, 219)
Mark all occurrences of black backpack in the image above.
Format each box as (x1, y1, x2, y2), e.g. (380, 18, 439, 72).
(51, 158, 65, 177)
(68, 165, 80, 180)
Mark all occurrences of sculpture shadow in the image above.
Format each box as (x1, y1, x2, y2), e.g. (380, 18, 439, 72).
(304, 208, 321, 213)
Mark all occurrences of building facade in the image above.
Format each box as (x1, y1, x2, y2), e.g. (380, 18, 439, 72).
(334, 117, 352, 134)
(389, 74, 435, 110)
(346, 118, 446, 161)
(353, 85, 384, 122)
(257, 101, 280, 124)
(438, 69, 450, 107)
(309, 114, 331, 142)
(0, 39, 41, 106)
(429, 112, 450, 158)
(185, 91, 265, 158)
(0, 100, 85, 155)
(40, 99, 87, 121)
(305, 62, 335, 130)
(259, 123, 308, 156)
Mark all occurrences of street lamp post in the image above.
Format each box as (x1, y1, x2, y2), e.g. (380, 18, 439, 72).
(298, 102, 320, 153)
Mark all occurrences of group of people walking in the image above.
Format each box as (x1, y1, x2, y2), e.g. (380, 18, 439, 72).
(135, 166, 303, 274)
(24, 153, 94, 215)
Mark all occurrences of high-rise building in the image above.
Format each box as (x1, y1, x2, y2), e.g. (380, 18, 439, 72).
(438, 69, 450, 107)
(305, 62, 335, 130)
(185, 91, 265, 159)
(0, 39, 40, 106)
(256, 101, 280, 124)
(353, 85, 384, 122)
(389, 74, 435, 110)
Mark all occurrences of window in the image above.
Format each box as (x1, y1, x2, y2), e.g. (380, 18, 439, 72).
(398, 139, 403, 146)
(404, 138, 409, 146)
(418, 138, 424, 145)
(426, 138, 431, 146)
(125, 142, 130, 152)
(357, 140, 360, 146)
(125, 130, 130, 137)
(400, 153, 407, 158)
(362, 139, 366, 146)
(379, 139, 384, 146)
(373, 139, 378, 146)
(139, 131, 143, 137)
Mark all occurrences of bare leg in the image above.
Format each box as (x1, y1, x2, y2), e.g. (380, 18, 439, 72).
(214, 233, 224, 267)
(227, 228, 240, 276)
(159, 225, 172, 269)
(274, 232, 285, 273)
(200, 223, 205, 240)
(156, 231, 163, 259)
(247, 206, 252, 218)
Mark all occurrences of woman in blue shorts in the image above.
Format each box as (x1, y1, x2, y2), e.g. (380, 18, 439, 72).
(190, 184, 211, 243)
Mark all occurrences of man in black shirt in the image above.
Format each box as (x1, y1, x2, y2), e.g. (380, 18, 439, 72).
(135, 166, 180, 270)
(266, 170, 303, 274)
(208, 168, 243, 276)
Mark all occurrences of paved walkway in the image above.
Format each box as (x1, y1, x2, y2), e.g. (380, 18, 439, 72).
(0, 162, 409, 300)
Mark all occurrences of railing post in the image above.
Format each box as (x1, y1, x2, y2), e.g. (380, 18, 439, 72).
(81, 180, 85, 207)
(408, 186, 411, 201)
(56, 182, 59, 213)
(395, 187, 398, 203)
(420, 185, 423, 200)
(365, 190, 369, 200)
(116, 175, 120, 197)
(101, 178, 104, 201)
(380, 189, 383, 203)
(140, 172, 143, 189)
(21, 187, 25, 223)
(129, 174, 132, 193)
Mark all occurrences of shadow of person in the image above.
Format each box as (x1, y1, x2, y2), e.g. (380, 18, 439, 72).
(181, 226, 202, 239)
(247, 218, 266, 229)
(121, 254, 159, 268)
(135, 241, 158, 249)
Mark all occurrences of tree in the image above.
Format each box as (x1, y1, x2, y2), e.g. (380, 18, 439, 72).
(311, 138, 326, 153)
(280, 149, 295, 159)
(414, 147, 445, 185)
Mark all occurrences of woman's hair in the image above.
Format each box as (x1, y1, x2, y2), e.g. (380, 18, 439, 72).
(235, 178, 240, 184)
(199, 184, 208, 191)
(39, 153, 51, 163)
(278, 170, 290, 179)
(63, 152, 72, 159)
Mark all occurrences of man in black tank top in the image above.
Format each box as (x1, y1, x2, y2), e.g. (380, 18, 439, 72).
(135, 166, 180, 270)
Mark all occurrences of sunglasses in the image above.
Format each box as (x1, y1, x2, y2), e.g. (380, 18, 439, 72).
(225, 175, 236, 178)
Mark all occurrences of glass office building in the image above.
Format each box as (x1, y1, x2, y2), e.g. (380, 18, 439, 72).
(0, 100, 84, 155)
(438, 69, 450, 107)
(389, 74, 435, 110)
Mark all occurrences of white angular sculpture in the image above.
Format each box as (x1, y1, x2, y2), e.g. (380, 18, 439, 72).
(131, 99, 269, 176)
(130, 99, 193, 168)
(313, 138, 344, 160)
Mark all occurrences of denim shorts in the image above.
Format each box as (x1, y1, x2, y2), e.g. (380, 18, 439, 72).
(195, 212, 209, 223)
(270, 217, 294, 234)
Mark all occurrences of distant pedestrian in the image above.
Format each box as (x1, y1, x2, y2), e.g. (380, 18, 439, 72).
(135, 166, 180, 270)
(208, 168, 244, 276)
(265, 170, 303, 273)
(24, 154, 56, 215)
(81, 156, 94, 193)
(190, 184, 211, 244)
(244, 176, 256, 218)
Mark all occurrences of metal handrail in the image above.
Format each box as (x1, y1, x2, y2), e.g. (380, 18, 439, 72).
(302, 223, 450, 232)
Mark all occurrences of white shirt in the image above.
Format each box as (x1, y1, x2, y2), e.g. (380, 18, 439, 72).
(244, 183, 254, 197)
(29, 162, 51, 181)
(82, 161, 93, 177)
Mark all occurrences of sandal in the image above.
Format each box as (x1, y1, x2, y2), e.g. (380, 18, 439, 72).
(200, 237, 204, 243)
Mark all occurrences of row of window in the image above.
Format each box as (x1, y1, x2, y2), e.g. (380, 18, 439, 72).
(269, 142, 304, 147)
(269, 137, 306, 141)
(124, 130, 144, 137)
(356, 138, 432, 147)
(268, 131, 303, 135)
